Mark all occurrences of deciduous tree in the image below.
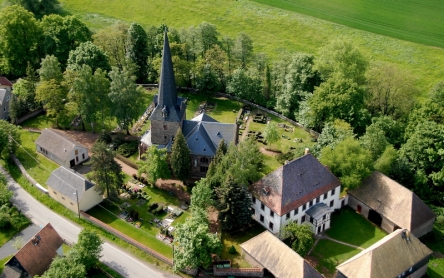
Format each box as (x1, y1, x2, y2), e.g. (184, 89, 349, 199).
(170, 129, 191, 183)
(89, 141, 123, 199)
(93, 22, 129, 70)
(320, 137, 373, 190)
(263, 122, 279, 149)
(233, 32, 253, 68)
(67, 41, 111, 72)
(0, 5, 42, 77)
(5, 0, 60, 18)
(190, 178, 214, 210)
(74, 228, 103, 271)
(39, 55, 63, 82)
(284, 222, 313, 256)
(126, 22, 149, 83)
(173, 208, 222, 271)
(137, 146, 170, 185)
(108, 67, 143, 134)
(35, 80, 67, 127)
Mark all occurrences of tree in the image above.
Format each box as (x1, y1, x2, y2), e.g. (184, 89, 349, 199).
(360, 124, 389, 161)
(190, 178, 214, 210)
(320, 137, 373, 190)
(67, 65, 110, 131)
(315, 39, 368, 85)
(313, 119, 355, 156)
(233, 32, 253, 68)
(197, 22, 220, 56)
(0, 120, 22, 158)
(39, 55, 63, 82)
(0, 174, 13, 206)
(74, 228, 103, 271)
(126, 22, 149, 83)
(35, 80, 67, 127)
(216, 175, 252, 231)
(399, 121, 444, 204)
(170, 129, 191, 183)
(374, 145, 398, 176)
(263, 122, 279, 149)
(284, 222, 313, 256)
(202, 45, 229, 91)
(365, 62, 417, 119)
(38, 253, 86, 278)
(173, 208, 223, 271)
(0, 5, 42, 77)
(5, 0, 60, 18)
(89, 141, 123, 199)
(306, 73, 369, 132)
(93, 22, 129, 70)
(227, 67, 264, 105)
(275, 53, 319, 118)
(12, 63, 40, 111)
(137, 146, 170, 185)
(41, 14, 91, 66)
(108, 66, 143, 134)
(67, 41, 111, 72)
(206, 139, 227, 179)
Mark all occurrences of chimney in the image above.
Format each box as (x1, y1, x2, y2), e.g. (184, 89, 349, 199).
(304, 148, 309, 155)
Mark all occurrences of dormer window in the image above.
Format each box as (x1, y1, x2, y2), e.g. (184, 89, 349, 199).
(262, 187, 271, 196)
(217, 130, 220, 135)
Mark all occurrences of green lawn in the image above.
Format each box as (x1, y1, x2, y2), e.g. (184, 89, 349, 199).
(221, 222, 266, 268)
(311, 239, 361, 277)
(58, 0, 444, 95)
(326, 207, 387, 248)
(252, 0, 444, 49)
(428, 258, 444, 278)
(14, 131, 59, 187)
(0, 256, 12, 274)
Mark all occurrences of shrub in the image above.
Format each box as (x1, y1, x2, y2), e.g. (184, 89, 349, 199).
(228, 245, 237, 254)
(149, 203, 158, 212)
(99, 132, 112, 144)
(153, 205, 164, 215)
(117, 141, 139, 157)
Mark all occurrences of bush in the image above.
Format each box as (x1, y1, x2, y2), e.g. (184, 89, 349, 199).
(117, 141, 139, 157)
(228, 245, 237, 254)
(149, 203, 158, 212)
(153, 205, 164, 215)
(99, 132, 112, 144)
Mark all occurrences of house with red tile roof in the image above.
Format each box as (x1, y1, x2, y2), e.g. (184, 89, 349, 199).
(2, 223, 63, 277)
(250, 153, 341, 238)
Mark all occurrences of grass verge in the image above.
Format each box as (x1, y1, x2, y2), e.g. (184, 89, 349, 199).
(428, 257, 444, 278)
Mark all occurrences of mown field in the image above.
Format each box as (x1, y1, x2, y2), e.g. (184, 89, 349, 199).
(55, 0, 444, 96)
(252, 0, 444, 48)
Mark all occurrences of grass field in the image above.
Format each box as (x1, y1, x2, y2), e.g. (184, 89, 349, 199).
(56, 0, 444, 95)
(252, 0, 444, 48)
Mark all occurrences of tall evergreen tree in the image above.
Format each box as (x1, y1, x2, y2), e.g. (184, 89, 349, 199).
(89, 141, 123, 199)
(206, 139, 227, 180)
(170, 129, 191, 183)
(126, 22, 149, 83)
(216, 175, 252, 231)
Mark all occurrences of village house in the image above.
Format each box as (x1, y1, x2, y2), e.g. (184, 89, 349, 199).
(140, 31, 237, 177)
(250, 152, 342, 238)
(335, 229, 432, 278)
(347, 171, 435, 238)
(0, 77, 12, 120)
(2, 223, 63, 278)
(241, 231, 323, 278)
(46, 166, 103, 213)
(35, 128, 89, 168)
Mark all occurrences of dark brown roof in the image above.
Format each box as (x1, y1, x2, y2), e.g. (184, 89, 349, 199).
(251, 154, 341, 216)
(241, 231, 323, 278)
(336, 229, 432, 278)
(35, 128, 87, 161)
(7, 223, 63, 277)
(348, 171, 436, 233)
(0, 77, 12, 87)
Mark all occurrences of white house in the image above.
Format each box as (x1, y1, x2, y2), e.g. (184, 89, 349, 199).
(46, 166, 103, 213)
(35, 128, 89, 168)
(250, 153, 341, 238)
(0, 76, 12, 120)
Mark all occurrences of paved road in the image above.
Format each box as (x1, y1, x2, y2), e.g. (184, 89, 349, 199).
(1, 166, 179, 278)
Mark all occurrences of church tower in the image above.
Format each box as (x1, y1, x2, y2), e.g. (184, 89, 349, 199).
(149, 30, 187, 145)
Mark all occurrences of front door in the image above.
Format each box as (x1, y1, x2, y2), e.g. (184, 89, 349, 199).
(70, 159, 75, 167)
(357, 205, 362, 213)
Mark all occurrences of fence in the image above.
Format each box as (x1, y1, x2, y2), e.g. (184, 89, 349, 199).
(10, 153, 48, 194)
(80, 211, 174, 266)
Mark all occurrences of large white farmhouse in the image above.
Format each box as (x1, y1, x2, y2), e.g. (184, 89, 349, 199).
(250, 153, 341, 238)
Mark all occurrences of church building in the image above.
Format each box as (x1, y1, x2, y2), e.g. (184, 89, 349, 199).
(140, 31, 238, 177)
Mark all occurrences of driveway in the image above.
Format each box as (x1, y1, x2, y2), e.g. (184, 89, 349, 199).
(0, 165, 180, 278)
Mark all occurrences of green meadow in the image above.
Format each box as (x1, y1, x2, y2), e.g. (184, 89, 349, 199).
(56, 0, 444, 96)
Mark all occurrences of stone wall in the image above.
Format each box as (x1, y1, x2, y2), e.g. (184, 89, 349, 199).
(213, 267, 264, 277)
(150, 120, 181, 145)
(10, 154, 48, 194)
(16, 108, 44, 124)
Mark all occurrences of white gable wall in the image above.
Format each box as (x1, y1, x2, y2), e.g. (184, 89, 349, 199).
(79, 186, 103, 212)
(252, 185, 341, 238)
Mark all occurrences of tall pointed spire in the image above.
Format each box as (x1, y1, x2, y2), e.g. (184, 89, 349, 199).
(157, 29, 177, 109)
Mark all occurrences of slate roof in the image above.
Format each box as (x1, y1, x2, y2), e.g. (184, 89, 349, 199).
(35, 128, 87, 162)
(0, 76, 12, 87)
(251, 154, 341, 216)
(6, 223, 63, 277)
(149, 31, 186, 122)
(241, 231, 323, 278)
(336, 229, 432, 278)
(46, 166, 95, 201)
(347, 171, 436, 233)
(183, 113, 237, 156)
